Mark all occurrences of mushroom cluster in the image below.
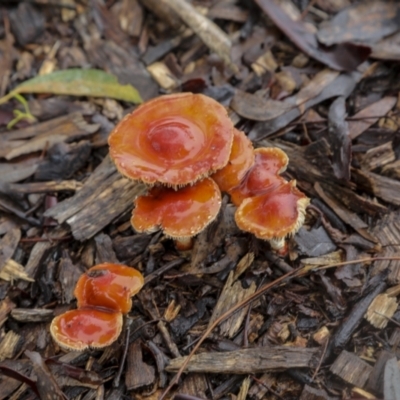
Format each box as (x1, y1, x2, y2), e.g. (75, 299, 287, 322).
(108, 93, 309, 251)
(50, 263, 144, 351)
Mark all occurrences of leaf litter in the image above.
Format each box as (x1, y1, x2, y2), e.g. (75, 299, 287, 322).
(1, 1, 400, 399)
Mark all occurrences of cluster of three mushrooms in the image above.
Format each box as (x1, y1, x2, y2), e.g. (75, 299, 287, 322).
(108, 93, 309, 250)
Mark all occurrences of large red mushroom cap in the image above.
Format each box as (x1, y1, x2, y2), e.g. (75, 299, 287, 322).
(211, 129, 254, 192)
(74, 263, 144, 314)
(228, 147, 289, 206)
(131, 177, 221, 239)
(108, 93, 234, 187)
(235, 181, 310, 250)
(50, 309, 123, 351)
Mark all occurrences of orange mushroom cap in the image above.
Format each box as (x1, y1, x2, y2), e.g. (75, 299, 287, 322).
(108, 93, 234, 187)
(211, 129, 255, 192)
(74, 263, 144, 314)
(131, 177, 221, 239)
(229, 147, 289, 206)
(235, 181, 310, 249)
(50, 309, 123, 351)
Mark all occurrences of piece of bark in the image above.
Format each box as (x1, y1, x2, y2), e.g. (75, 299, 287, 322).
(360, 141, 395, 171)
(296, 226, 336, 257)
(163, 0, 236, 71)
(35, 141, 92, 181)
(9, 3, 45, 46)
(317, 2, 400, 46)
(365, 293, 398, 329)
(44, 156, 146, 241)
(0, 158, 39, 183)
(367, 350, 396, 395)
(250, 71, 359, 141)
(255, 0, 370, 71)
(329, 272, 387, 351)
(330, 350, 373, 388)
(348, 97, 397, 140)
(125, 340, 155, 391)
(94, 233, 119, 264)
(0, 331, 20, 362)
(0, 297, 16, 328)
(0, 180, 82, 196)
(112, 234, 151, 262)
(25, 350, 65, 400)
(138, 0, 182, 31)
(352, 167, 400, 207)
(58, 251, 83, 304)
(230, 89, 292, 121)
(371, 212, 400, 284)
(389, 328, 400, 347)
(208, 271, 256, 338)
(314, 182, 377, 243)
(320, 182, 387, 217)
(3, 112, 99, 160)
(10, 308, 53, 323)
(299, 384, 339, 400)
(0, 228, 21, 274)
(177, 373, 208, 399)
(166, 346, 319, 374)
(384, 358, 400, 400)
(327, 96, 351, 180)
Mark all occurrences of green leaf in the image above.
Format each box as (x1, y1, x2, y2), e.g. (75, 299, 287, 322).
(0, 69, 143, 105)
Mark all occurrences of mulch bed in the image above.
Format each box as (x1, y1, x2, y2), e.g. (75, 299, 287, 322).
(0, 0, 400, 399)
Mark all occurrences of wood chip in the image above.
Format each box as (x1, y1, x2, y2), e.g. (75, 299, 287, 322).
(44, 156, 146, 241)
(0, 331, 20, 362)
(208, 271, 256, 338)
(330, 350, 373, 388)
(3, 112, 99, 160)
(125, 340, 155, 390)
(365, 293, 398, 329)
(166, 346, 319, 374)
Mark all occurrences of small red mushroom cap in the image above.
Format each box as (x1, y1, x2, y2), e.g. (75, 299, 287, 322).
(74, 263, 144, 314)
(108, 93, 234, 187)
(50, 309, 123, 351)
(229, 147, 289, 206)
(235, 181, 310, 249)
(131, 177, 221, 239)
(211, 129, 254, 192)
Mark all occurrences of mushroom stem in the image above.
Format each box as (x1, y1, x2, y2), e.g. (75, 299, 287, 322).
(174, 237, 194, 251)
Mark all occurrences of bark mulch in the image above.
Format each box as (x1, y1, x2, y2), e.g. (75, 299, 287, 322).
(0, 0, 400, 399)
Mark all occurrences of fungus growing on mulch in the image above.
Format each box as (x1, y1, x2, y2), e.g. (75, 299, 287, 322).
(108, 92, 234, 187)
(211, 129, 255, 192)
(131, 177, 221, 250)
(228, 147, 289, 206)
(50, 309, 123, 352)
(235, 181, 310, 250)
(74, 263, 144, 314)
(108, 93, 310, 253)
(50, 263, 144, 351)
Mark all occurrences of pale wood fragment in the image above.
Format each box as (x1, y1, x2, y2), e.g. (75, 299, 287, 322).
(365, 293, 398, 329)
(0, 331, 20, 362)
(208, 271, 256, 338)
(330, 350, 373, 388)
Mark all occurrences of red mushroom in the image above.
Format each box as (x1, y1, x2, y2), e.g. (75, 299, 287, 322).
(235, 181, 310, 250)
(74, 263, 144, 314)
(50, 309, 123, 351)
(228, 147, 289, 206)
(211, 129, 254, 192)
(108, 93, 234, 187)
(131, 177, 221, 246)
